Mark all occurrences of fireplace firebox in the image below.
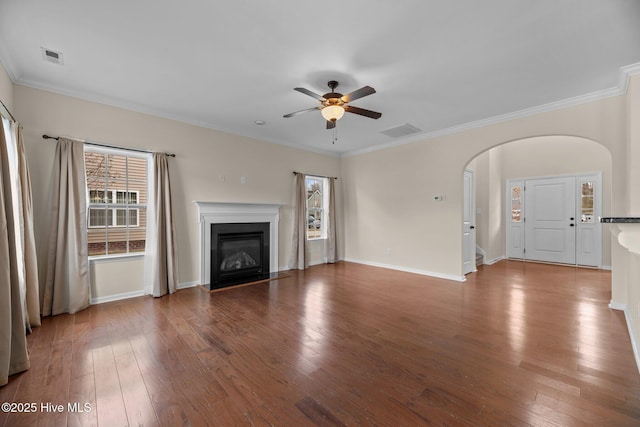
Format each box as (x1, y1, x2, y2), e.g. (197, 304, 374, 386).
(210, 222, 270, 290)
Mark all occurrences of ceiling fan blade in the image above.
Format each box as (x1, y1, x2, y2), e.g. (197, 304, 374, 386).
(344, 105, 382, 119)
(326, 120, 336, 130)
(294, 87, 326, 101)
(283, 106, 320, 118)
(341, 86, 376, 103)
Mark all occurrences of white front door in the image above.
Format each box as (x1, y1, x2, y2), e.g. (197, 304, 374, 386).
(524, 176, 576, 264)
(462, 170, 476, 274)
(506, 173, 601, 267)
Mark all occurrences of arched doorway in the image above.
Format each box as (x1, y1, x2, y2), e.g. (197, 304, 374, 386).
(464, 135, 612, 270)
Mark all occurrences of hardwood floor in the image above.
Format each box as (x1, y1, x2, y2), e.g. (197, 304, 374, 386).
(1, 260, 639, 426)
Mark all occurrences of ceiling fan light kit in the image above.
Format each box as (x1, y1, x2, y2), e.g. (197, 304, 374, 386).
(321, 105, 345, 122)
(284, 80, 382, 135)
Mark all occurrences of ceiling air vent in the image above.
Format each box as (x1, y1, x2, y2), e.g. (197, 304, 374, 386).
(380, 123, 421, 138)
(41, 47, 64, 65)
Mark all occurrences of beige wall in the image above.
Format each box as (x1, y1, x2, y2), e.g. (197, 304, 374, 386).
(342, 95, 627, 280)
(614, 73, 640, 362)
(4, 59, 640, 368)
(13, 85, 342, 298)
(0, 61, 13, 111)
(472, 136, 612, 266)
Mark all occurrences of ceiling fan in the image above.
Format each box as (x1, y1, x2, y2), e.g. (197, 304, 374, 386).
(283, 80, 382, 129)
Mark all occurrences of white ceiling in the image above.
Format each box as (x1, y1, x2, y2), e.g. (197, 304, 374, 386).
(1, 1, 639, 156)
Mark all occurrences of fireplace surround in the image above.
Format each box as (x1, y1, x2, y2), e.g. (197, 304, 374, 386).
(195, 202, 280, 290)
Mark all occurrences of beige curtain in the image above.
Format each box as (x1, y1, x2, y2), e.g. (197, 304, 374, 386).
(17, 127, 40, 328)
(326, 177, 337, 263)
(289, 173, 309, 270)
(43, 138, 90, 316)
(144, 153, 178, 297)
(0, 118, 30, 386)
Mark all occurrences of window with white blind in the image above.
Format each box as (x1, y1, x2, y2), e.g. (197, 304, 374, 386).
(85, 147, 149, 256)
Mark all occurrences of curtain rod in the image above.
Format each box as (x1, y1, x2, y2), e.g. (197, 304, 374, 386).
(0, 99, 16, 122)
(293, 171, 338, 180)
(42, 134, 176, 157)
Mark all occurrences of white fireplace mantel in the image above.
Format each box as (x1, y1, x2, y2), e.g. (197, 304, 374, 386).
(194, 202, 281, 287)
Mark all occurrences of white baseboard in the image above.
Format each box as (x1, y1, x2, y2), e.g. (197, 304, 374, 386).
(485, 255, 506, 265)
(343, 258, 466, 282)
(177, 280, 200, 290)
(626, 310, 640, 375)
(623, 307, 640, 374)
(609, 301, 627, 311)
(90, 290, 144, 305)
(609, 301, 640, 374)
(91, 280, 200, 304)
(278, 257, 345, 272)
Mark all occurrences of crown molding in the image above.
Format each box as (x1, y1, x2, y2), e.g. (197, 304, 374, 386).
(6, 55, 640, 160)
(13, 77, 342, 158)
(342, 62, 640, 158)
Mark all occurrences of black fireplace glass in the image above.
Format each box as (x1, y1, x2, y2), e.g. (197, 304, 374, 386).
(210, 222, 270, 289)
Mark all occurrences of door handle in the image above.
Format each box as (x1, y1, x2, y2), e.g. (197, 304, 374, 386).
(570, 224, 575, 227)
(470, 226, 475, 229)
(570, 217, 575, 220)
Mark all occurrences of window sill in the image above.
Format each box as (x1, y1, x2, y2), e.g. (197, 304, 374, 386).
(89, 253, 145, 264)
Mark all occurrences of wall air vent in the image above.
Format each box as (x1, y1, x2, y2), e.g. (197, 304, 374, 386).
(41, 47, 64, 65)
(380, 123, 422, 138)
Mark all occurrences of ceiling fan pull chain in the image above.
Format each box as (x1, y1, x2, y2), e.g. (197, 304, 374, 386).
(333, 126, 337, 144)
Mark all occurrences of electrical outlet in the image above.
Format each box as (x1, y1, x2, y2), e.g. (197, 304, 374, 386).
(384, 247, 392, 255)
(240, 176, 247, 184)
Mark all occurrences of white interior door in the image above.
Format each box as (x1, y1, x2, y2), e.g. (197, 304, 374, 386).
(524, 176, 576, 264)
(463, 170, 476, 274)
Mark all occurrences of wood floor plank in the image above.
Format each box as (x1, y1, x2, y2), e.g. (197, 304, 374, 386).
(1, 260, 639, 426)
(114, 351, 159, 427)
(294, 396, 346, 427)
(92, 346, 128, 427)
(37, 338, 73, 427)
(67, 373, 97, 427)
(0, 345, 50, 426)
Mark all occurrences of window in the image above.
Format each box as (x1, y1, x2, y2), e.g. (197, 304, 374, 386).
(580, 181, 595, 223)
(306, 176, 329, 240)
(85, 148, 149, 256)
(88, 190, 139, 227)
(510, 185, 522, 222)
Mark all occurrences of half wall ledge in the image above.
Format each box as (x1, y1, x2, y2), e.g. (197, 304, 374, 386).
(600, 217, 640, 223)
